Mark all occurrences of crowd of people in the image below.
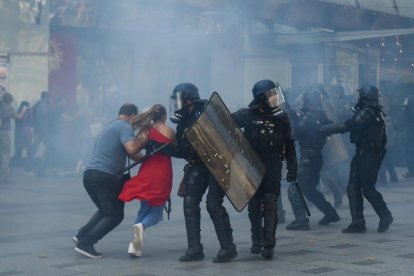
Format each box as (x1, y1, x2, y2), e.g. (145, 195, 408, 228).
(68, 79, 407, 263)
(0, 86, 104, 182)
(0, 80, 412, 262)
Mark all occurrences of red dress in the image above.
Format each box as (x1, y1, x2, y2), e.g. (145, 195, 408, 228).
(118, 127, 173, 206)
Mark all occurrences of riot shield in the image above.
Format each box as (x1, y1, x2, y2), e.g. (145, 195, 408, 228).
(322, 98, 349, 166)
(185, 92, 265, 211)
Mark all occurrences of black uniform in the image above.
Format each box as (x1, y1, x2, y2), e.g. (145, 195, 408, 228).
(167, 83, 237, 263)
(402, 96, 414, 178)
(232, 80, 297, 259)
(286, 97, 340, 230)
(323, 85, 393, 233)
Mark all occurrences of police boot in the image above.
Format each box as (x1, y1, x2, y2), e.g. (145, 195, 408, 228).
(213, 243, 237, 263)
(248, 198, 263, 254)
(286, 219, 310, 231)
(287, 184, 310, 231)
(179, 197, 204, 262)
(179, 216, 204, 261)
(207, 203, 237, 263)
(319, 208, 340, 225)
(262, 194, 277, 260)
(365, 191, 393, 233)
(342, 221, 367, 233)
(343, 185, 366, 233)
(378, 211, 393, 233)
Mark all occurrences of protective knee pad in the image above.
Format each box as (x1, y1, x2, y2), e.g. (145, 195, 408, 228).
(248, 198, 261, 211)
(206, 200, 225, 218)
(183, 196, 201, 217)
(347, 183, 360, 197)
(263, 193, 277, 211)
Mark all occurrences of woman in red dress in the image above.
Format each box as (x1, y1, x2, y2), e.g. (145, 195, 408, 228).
(118, 104, 175, 257)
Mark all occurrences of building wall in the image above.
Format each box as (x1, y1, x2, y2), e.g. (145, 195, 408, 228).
(0, 2, 49, 106)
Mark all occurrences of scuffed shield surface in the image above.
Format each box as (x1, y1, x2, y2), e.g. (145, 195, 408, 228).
(185, 92, 265, 211)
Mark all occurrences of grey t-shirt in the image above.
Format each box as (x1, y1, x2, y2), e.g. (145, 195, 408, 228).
(85, 119, 135, 176)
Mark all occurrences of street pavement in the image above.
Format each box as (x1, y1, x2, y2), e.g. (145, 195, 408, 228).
(1, 160, 414, 276)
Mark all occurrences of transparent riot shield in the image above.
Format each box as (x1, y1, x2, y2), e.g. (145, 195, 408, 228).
(322, 97, 349, 166)
(185, 92, 265, 211)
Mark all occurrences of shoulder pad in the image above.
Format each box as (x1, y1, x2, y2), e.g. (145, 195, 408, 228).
(275, 109, 290, 123)
(359, 107, 377, 119)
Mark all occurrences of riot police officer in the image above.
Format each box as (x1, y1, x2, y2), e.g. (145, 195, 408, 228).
(286, 89, 340, 231)
(233, 79, 297, 259)
(402, 95, 414, 178)
(167, 83, 237, 263)
(322, 85, 393, 233)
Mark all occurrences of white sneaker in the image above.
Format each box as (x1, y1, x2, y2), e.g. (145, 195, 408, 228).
(128, 242, 142, 257)
(132, 223, 144, 252)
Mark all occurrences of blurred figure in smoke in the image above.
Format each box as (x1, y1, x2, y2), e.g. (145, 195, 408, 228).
(377, 95, 398, 185)
(0, 92, 27, 181)
(285, 88, 340, 231)
(402, 95, 414, 178)
(320, 84, 350, 208)
(322, 85, 393, 233)
(233, 80, 297, 259)
(12, 101, 34, 175)
(32, 91, 53, 175)
(160, 83, 238, 263)
(0, 85, 6, 98)
(0, 92, 14, 181)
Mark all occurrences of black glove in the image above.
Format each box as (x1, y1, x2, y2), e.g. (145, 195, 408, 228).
(286, 171, 297, 182)
(169, 109, 185, 124)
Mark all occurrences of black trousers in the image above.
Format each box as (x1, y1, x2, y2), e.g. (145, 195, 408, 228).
(182, 163, 234, 250)
(347, 144, 390, 222)
(248, 158, 282, 249)
(288, 152, 336, 221)
(77, 170, 125, 246)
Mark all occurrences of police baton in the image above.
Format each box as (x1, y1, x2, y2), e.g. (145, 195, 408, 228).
(118, 143, 170, 175)
(294, 181, 311, 217)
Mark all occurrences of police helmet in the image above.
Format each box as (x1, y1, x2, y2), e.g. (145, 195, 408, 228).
(358, 85, 380, 102)
(303, 89, 323, 107)
(172, 83, 200, 101)
(252, 79, 276, 99)
(251, 79, 285, 109)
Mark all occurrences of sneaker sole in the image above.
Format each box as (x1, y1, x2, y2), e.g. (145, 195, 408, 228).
(74, 247, 102, 259)
(72, 237, 79, 245)
(128, 243, 142, 257)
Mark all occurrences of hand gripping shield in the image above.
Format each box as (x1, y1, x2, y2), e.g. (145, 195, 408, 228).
(185, 92, 265, 211)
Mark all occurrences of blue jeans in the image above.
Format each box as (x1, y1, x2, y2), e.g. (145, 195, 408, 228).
(135, 201, 165, 228)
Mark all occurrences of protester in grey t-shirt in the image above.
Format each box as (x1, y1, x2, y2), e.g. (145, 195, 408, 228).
(73, 103, 148, 259)
(85, 119, 136, 176)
